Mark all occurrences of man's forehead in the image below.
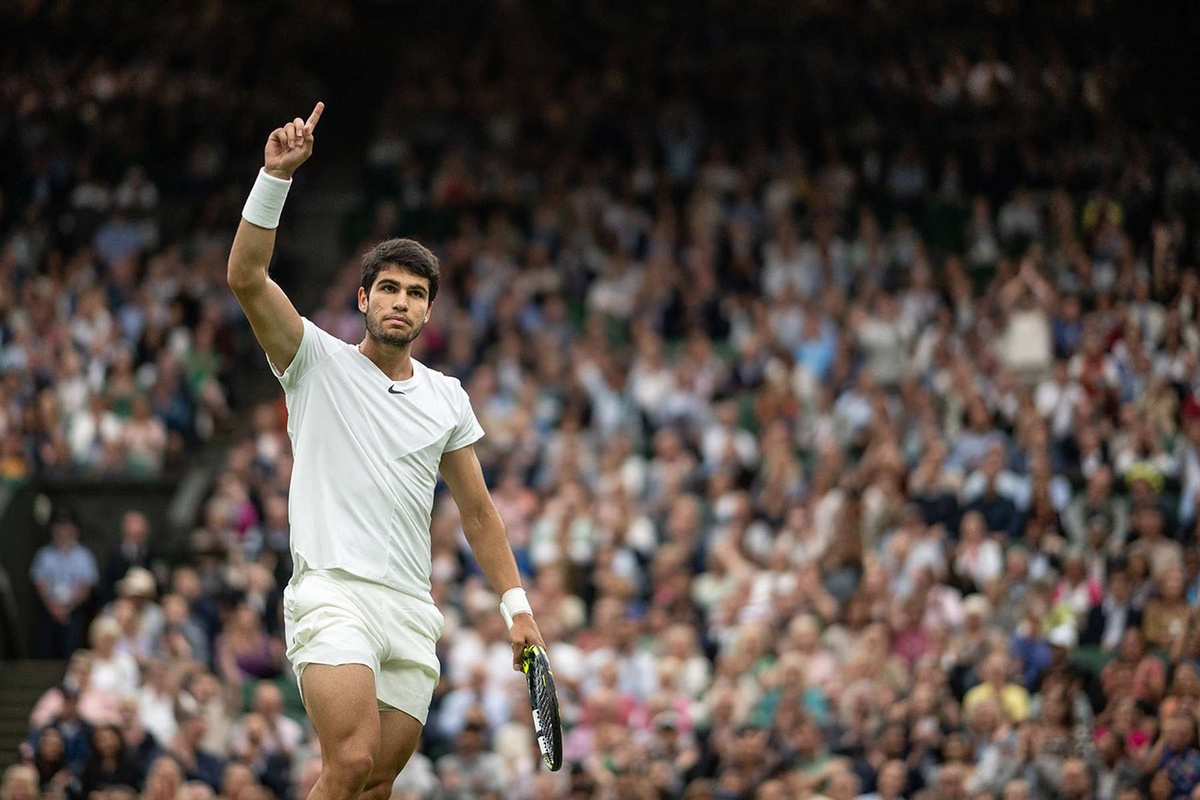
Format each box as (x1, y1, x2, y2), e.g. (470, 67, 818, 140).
(375, 265, 429, 287)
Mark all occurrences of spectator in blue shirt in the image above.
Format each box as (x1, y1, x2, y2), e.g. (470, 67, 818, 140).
(29, 511, 98, 658)
(794, 313, 838, 382)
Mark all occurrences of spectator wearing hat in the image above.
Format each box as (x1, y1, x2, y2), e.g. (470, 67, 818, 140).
(114, 566, 165, 647)
(30, 511, 98, 658)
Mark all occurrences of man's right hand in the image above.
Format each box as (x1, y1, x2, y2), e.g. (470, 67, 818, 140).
(264, 102, 324, 180)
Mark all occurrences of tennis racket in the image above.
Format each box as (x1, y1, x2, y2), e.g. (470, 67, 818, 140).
(522, 644, 563, 771)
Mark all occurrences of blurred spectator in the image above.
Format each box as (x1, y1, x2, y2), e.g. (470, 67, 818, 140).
(30, 512, 98, 657)
(963, 653, 1030, 724)
(437, 717, 507, 799)
(100, 511, 155, 606)
(231, 683, 302, 759)
(79, 724, 142, 797)
(30, 727, 79, 797)
(0, 765, 38, 800)
(230, 714, 290, 799)
(1081, 568, 1143, 652)
(165, 704, 224, 792)
(88, 615, 139, 696)
(115, 695, 163, 779)
(213, 605, 284, 690)
(140, 755, 185, 800)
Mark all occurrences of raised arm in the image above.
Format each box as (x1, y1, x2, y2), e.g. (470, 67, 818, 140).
(227, 102, 324, 374)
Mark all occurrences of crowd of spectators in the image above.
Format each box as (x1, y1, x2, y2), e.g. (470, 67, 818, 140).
(0, 0, 350, 477)
(8, 1, 1200, 800)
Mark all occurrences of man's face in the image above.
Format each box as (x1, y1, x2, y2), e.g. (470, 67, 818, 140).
(358, 266, 431, 347)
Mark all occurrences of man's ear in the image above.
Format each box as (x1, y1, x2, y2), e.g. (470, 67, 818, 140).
(358, 286, 368, 314)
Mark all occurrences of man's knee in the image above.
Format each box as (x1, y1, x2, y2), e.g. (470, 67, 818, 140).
(359, 777, 396, 800)
(325, 748, 375, 790)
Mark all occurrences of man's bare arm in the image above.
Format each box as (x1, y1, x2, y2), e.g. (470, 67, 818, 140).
(439, 444, 523, 597)
(227, 102, 323, 374)
(440, 443, 547, 670)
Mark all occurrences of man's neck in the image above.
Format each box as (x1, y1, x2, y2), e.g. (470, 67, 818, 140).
(358, 338, 414, 381)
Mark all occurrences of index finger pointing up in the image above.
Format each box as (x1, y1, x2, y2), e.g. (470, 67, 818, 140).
(305, 101, 325, 132)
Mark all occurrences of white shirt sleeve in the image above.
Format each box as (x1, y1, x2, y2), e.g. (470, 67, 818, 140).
(444, 380, 485, 453)
(269, 317, 345, 391)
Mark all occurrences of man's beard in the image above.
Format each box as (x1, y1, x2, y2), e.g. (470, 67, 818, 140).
(365, 313, 425, 347)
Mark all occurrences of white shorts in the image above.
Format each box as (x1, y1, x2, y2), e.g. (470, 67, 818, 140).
(283, 569, 445, 725)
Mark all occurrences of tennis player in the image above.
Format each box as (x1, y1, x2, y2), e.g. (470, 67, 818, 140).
(227, 102, 546, 800)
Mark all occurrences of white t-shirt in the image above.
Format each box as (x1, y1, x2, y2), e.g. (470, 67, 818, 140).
(272, 318, 485, 600)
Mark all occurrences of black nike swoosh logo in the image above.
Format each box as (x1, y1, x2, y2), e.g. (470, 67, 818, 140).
(388, 386, 406, 395)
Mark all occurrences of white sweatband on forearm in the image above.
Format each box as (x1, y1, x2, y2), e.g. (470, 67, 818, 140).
(241, 168, 292, 229)
(500, 587, 533, 631)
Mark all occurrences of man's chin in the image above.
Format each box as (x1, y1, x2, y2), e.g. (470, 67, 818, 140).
(368, 323, 422, 347)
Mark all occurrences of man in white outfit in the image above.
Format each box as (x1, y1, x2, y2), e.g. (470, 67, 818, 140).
(226, 102, 545, 800)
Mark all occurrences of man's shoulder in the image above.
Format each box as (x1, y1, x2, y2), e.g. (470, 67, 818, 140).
(413, 359, 463, 389)
(297, 317, 353, 360)
(412, 359, 469, 403)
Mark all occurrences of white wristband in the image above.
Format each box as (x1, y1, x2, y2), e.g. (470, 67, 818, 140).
(500, 587, 533, 631)
(242, 168, 292, 229)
